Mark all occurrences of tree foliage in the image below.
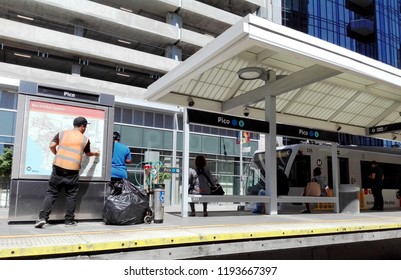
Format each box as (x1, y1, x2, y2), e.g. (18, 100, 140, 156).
(0, 148, 13, 179)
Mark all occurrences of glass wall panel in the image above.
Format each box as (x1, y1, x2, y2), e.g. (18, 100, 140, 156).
(189, 134, 202, 153)
(202, 135, 219, 154)
(143, 129, 164, 149)
(163, 130, 173, 149)
(120, 126, 143, 147)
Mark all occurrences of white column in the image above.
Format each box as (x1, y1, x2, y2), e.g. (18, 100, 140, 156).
(266, 95, 277, 215)
(181, 108, 190, 217)
(240, 132, 243, 195)
(331, 143, 340, 213)
(171, 112, 178, 205)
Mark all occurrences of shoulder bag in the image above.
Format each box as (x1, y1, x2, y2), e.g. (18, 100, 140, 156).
(197, 169, 225, 195)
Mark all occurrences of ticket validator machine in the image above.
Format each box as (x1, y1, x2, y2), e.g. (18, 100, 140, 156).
(8, 81, 114, 222)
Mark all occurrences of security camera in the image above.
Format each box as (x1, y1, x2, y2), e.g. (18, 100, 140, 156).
(243, 106, 250, 117)
(187, 97, 195, 107)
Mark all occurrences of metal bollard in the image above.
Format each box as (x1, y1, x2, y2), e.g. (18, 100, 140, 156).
(153, 184, 165, 223)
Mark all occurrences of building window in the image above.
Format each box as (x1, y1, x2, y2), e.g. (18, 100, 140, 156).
(134, 110, 144, 126)
(0, 90, 17, 110)
(122, 108, 133, 124)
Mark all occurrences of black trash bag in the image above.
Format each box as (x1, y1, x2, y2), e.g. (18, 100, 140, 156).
(103, 179, 150, 225)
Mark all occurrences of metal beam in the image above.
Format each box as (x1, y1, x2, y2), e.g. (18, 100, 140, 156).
(366, 102, 401, 128)
(222, 64, 340, 111)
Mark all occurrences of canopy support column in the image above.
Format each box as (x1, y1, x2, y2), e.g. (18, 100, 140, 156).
(266, 95, 277, 215)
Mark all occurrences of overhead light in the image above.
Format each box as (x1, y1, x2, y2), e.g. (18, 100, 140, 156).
(238, 67, 268, 81)
(13, 52, 31, 58)
(17, 15, 34, 21)
(118, 39, 131, 45)
(120, 7, 133, 13)
(116, 72, 130, 77)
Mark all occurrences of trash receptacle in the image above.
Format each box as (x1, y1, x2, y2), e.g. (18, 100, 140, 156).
(153, 184, 165, 223)
(339, 184, 360, 214)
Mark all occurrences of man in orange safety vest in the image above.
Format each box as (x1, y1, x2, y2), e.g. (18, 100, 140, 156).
(34, 116, 100, 228)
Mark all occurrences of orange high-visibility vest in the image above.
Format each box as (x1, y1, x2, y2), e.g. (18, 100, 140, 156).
(53, 129, 89, 170)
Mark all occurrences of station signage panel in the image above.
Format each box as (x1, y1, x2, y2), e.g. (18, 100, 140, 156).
(187, 108, 269, 134)
(38, 86, 99, 102)
(368, 122, 401, 135)
(277, 124, 338, 142)
(187, 109, 345, 142)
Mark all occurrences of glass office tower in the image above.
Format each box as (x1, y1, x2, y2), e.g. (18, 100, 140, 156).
(282, 0, 401, 68)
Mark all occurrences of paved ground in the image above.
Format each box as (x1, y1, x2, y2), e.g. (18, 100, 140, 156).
(1, 204, 401, 259)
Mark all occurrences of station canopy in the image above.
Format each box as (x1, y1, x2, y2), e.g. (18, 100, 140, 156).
(145, 15, 401, 139)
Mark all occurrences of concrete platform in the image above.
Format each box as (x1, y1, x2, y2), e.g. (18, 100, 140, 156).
(1, 205, 401, 259)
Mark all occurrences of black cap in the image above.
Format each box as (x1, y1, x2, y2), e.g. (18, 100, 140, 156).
(113, 131, 120, 140)
(73, 116, 89, 127)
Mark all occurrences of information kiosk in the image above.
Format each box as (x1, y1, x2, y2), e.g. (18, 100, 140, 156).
(8, 81, 114, 222)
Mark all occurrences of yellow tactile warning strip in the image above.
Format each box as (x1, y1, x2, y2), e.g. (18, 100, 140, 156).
(1, 214, 401, 259)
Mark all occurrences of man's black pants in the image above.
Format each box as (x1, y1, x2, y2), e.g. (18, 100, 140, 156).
(39, 167, 80, 223)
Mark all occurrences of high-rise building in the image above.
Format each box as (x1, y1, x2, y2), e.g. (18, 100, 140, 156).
(282, 0, 401, 68)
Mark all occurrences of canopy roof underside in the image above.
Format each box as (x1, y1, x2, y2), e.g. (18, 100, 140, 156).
(146, 15, 401, 138)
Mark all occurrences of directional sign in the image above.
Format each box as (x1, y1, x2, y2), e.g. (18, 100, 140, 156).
(277, 123, 338, 142)
(187, 108, 269, 134)
(368, 122, 401, 135)
(160, 167, 181, 173)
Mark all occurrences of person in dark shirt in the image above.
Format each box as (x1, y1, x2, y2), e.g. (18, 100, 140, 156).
(368, 161, 384, 210)
(252, 168, 289, 214)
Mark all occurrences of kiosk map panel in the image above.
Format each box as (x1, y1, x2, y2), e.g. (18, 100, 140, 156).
(24, 99, 105, 178)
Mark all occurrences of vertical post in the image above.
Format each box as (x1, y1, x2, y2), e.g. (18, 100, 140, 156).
(331, 143, 340, 213)
(266, 95, 277, 215)
(240, 131, 243, 195)
(171, 113, 178, 205)
(181, 108, 190, 217)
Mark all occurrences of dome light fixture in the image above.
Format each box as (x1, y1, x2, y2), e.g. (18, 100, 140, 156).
(238, 67, 268, 81)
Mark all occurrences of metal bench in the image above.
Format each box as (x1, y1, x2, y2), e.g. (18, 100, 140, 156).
(187, 194, 339, 214)
(277, 196, 338, 204)
(188, 194, 337, 203)
(188, 194, 271, 203)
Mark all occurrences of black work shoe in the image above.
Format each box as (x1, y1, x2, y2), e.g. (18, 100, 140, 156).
(64, 220, 78, 227)
(34, 219, 46, 229)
